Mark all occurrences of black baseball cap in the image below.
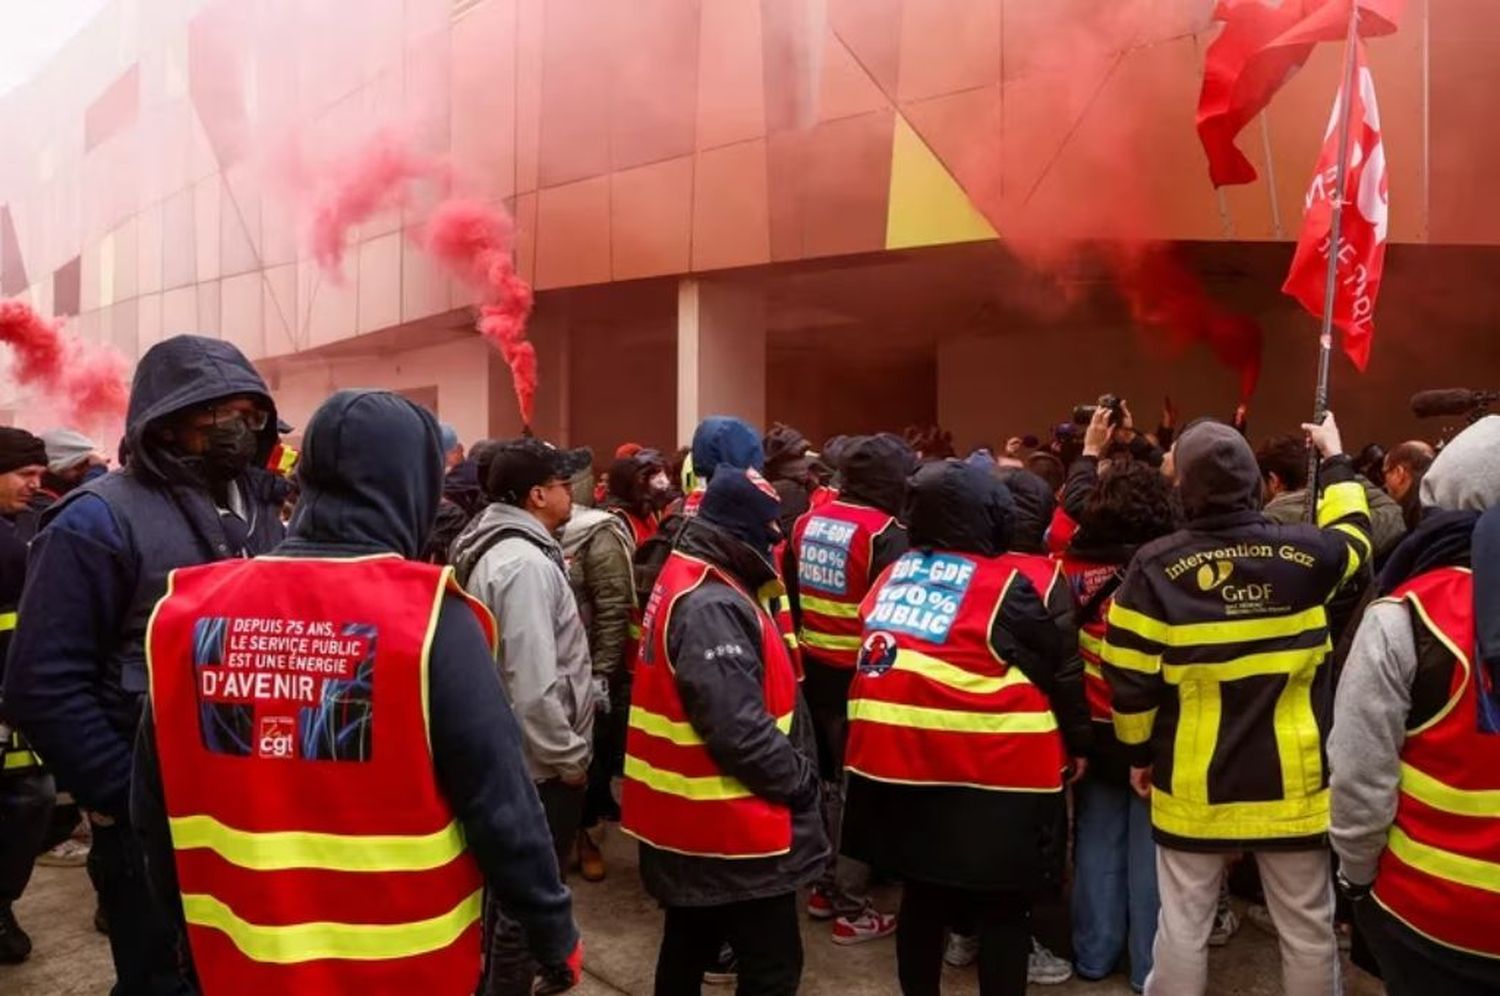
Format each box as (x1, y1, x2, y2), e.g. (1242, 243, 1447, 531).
(487, 438, 592, 505)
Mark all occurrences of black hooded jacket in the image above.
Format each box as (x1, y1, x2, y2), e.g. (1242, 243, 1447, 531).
(637, 516, 830, 907)
(3, 335, 285, 816)
(1103, 421, 1372, 850)
(841, 461, 1088, 891)
(131, 390, 578, 972)
(784, 434, 912, 636)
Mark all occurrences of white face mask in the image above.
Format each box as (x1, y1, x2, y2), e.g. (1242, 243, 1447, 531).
(650, 472, 671, 492)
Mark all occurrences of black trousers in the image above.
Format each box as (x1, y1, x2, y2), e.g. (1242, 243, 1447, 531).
(89, 820, 193, 996)
(482, 780, 586, 996)
(0, 771, 54, 907)
(897, 881, 1032, 996)
(583, 672, 630, 829)
(654, 892, 803, 996)
(1355, 896, 1500, 996)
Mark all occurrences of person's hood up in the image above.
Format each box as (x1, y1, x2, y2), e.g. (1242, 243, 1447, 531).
(994, 468, 1054, 554)
(569, 459, 598, 508)
(284, 390, 442, 559)
(763, 423, 811, 480)
(449, 501, 561, 583)
(691, 416, 764, 482)
(443, 457, 483, 515)
(1174, 419, 1263, 521)
(906, 459, 1014, 556)
(125, 334, 277, 482)
(1420, 415, 1500, 513)
(839, 434, 914, 516)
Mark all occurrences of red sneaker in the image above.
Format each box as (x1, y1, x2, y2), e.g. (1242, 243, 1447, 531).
(806, 887, 835, 921)
(831, 906, 897, 945)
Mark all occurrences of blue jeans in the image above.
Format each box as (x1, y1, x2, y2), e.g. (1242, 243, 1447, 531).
(1072, 778, 1159, 991)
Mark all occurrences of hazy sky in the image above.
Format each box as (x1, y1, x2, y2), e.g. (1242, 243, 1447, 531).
(0, 0, 111, 96)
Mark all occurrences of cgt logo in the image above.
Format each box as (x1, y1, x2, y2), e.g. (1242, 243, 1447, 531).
(257, 716, 295, 759)
(1196, 561, 1234, 592)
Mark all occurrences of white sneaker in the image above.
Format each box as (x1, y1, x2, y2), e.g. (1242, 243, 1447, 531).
(36, 839, 89, 868)
(1028, 938, 1074, 985)
(1210, 903, 1242, 947)
(943, 932, 978, 967)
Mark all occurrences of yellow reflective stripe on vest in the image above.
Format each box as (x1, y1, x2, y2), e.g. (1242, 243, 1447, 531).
(1386, 826, 1500, 894)
(1078, 630, 1104, 659)
(180, 888, 482, 964)
(3, 750, 40, 770)
(800, 595, 861, 619)
(1110, 603, 1326, 649)
(1152, 786, 1332, 840)
(848, 698, 1057, 735)
(801, 631, 862, 652)
(0, 611, 15, 632)
(1161, 642, 1330, 685)
(168, 814, 468, 872)
(1399, 763, 1500, 817)
(1099, 641, 1160, 675)
(629, 706, 793, 747)
(1150, 786, 1328, 841)
(1113, 707, 1156, 746)
(893, 649, 1033, 695)
(1083, 662, 1104, 681)
(623, 755, 755, 801)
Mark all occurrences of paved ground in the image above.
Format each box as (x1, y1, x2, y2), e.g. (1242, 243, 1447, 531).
(5, 828, 1385, 994)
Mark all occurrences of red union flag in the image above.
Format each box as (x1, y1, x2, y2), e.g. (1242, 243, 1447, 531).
(1282, 41, 1387, 371)
(1197, 0, 1404, 187)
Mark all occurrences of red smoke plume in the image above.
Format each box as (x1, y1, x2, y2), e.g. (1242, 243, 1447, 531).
(307, 132, 445, 280)
(1103, 244, 1263, 403)
(0, 298, 128, 429)
(422, 199, 537, 424)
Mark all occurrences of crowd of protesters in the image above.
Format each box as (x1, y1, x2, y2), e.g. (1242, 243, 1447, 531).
(0, 334, 1494, 996)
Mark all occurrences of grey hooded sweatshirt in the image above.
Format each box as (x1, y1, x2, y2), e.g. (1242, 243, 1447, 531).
(1329, 416, 1500, 884)
(451, 504, 595, 783)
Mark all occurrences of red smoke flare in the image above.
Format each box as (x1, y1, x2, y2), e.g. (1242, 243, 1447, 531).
(307, 132, 444, 280)
(1103, 244, 1263, 403)
(422, 199, 537, 424)
(0, 298, 128, 429)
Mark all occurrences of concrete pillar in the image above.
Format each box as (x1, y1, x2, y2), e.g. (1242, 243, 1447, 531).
(676, 277, 766, 446)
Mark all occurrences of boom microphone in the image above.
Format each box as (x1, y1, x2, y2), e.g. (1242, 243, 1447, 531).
(1410, 388, 1497, 418)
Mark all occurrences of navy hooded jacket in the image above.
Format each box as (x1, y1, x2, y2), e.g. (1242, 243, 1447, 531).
(2, 335, 284, 816)
(130, 389, 578, 969)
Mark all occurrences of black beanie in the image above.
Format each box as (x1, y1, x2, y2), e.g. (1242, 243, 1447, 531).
(0, 427, 48, 475)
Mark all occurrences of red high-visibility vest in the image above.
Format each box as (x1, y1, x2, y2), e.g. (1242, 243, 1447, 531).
(1371, 567, 1500, 959)
(846, 550, 1066, 792)
(146, 556, 494, 995)
(792, 502, 897, 669)
(620, 552, 799, 858)
(1059, 555, 1124, 724)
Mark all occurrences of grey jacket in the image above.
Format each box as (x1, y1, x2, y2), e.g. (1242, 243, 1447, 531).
(1329, 416, 1500, 884)
(452, 503, 595, 782)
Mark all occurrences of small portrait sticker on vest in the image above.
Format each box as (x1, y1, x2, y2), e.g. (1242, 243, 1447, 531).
(865, 552, 976, 644)
(190, 616, 379, 762)
(799, 515, 856, 595)
(857, 632, 897, 676)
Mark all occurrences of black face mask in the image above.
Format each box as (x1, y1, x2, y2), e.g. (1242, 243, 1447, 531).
(200, 420, 260, 482)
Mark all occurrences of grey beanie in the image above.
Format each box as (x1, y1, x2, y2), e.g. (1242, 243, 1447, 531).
(39, 427, 100, 473)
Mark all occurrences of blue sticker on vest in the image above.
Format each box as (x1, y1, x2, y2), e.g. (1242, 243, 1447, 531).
(191, 616, 377, 762)
(798, 515, 857, 595)
(864, 552, 976, 644)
